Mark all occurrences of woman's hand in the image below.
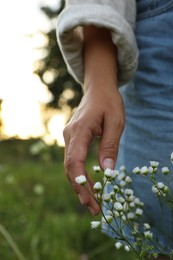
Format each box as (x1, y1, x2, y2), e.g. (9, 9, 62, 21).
(63, 26, 125, 215)
(63, 87, 125, 215)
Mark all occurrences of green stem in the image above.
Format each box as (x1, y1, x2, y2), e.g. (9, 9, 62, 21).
(0, 224, 26, 260)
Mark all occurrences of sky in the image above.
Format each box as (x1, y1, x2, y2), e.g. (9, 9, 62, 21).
(0, 0, 65, 146)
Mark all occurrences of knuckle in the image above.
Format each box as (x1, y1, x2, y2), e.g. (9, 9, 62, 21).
(63, 120, 82, 139)
(102, 141, 119, 153)
(70, 120, 82, 132)
(64, 155, 73, 173)
(63, 126, 69, 140)
(113, 116, 125, 133)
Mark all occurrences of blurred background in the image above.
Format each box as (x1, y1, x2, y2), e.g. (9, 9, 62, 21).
(0, 0, 133, 259)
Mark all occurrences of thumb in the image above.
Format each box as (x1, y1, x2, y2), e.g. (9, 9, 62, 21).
(99, 115, 124, 170)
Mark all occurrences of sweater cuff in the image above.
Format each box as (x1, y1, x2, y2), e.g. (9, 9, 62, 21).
(56, 4, 138, 86)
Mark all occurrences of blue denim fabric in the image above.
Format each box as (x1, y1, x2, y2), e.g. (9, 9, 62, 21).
(105, 0, 173, 253)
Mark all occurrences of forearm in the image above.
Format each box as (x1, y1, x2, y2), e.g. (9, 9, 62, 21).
(83, 26, 118, 93)
(63, 28, 125, 216)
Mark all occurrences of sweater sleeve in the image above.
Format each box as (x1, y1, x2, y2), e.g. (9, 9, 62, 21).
(56, 0, 138, 86)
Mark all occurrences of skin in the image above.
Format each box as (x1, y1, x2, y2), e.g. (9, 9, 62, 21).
(63, 25, 125, 215)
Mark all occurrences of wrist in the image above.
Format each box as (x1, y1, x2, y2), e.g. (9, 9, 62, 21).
(83, 26, 118, 92)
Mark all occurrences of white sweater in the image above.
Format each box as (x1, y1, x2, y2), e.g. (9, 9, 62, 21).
(56, 0, 138, 86)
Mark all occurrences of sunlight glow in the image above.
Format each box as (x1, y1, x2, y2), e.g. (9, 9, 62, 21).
(0, 0, 66, 146)
(47, 114, 65, 147)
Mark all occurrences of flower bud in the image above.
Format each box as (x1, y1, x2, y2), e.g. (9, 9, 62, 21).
(114, 202, 123, 212)
(102, 194, 111, 203)
(105, 215, 113, 223)
(161, 167, 169, 175)
(91, 221, 101, 229)
(93, 165, 101, 173)
(124, 245, 130, 252)
(125, 176, 132, 184)
(115, 242, 123, 249)
(144, 223, 151, 230)
(144, 231, 153, 239)
(75, 175, 87, 185)
(140, 166, 148, 175)
(132, 167, 140, 174)
(93, 182, 102, 192)
(157, 182, 165, 190)
(135, 208, 143, 216)
(127, 212, 135, 220)
(150, 161, 159, 168)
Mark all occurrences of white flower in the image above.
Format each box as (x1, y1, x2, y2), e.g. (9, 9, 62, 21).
(114, 202, 123, 212)
(120, 165, 126, 172)
(132, 167, 140, 174)
(120, 180, 126, 187)
(117, 196, 125, 204)
(134, 198, 140, 205)
(144, 231, 153, 239)
(157, 182, 165, 190)
(104, 168, 117, 179)
(127, 195, 135, 202)
(124, 245, 130, 252)
(93, 182, 102, 192)
(114, 170, 119, 176)
(140, 166, 148, 175)
(148, 166, 154, 173)
(150, 161, 159, 168)
(93, 165, 101, 173)
(127, 212, 135, 220)
(152, 185, 159, 195)
(108, 192, 115, 200)
(122, 215, 127, 221)
(102, 194, 111, 203)
(171, 152, 173, 163)
(124, 189, 134, 197)
(123, 202, 129, 212)
(115, 242, 123, 249)
(105, 215, 113, 223)
(107, 210, 113, 216)
(91, 221, 101, 229)
(164, 185, 169, 194)
(114, 211, 120, 218)
(117, 172, 126, 180)
(135, 208, 143, 216)
(113, 185, 119, 192)
(75, 175, 87, 185)
(144, 223, 151, 230)
(129, 202, 135, 208)
(125, 176, 132, 184)
(162, 167, 169, 175)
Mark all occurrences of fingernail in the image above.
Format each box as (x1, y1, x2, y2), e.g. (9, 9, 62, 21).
(88, 206, 96, 215)
(103, 158, 114, 170)
(78, 194, 84, 204)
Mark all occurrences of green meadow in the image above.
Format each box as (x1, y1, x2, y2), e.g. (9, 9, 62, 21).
(0, 139, 133, 260)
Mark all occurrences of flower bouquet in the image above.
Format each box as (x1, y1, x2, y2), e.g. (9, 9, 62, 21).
(75, 154, 173, 259)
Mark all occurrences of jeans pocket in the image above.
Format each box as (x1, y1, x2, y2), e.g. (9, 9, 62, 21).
(137, 0, 173, 20)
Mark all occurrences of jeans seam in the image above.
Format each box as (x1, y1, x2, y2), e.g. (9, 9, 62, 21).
(137, 0, 173, 20)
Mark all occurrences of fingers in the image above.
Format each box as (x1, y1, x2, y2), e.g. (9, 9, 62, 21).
(63, 124, 100, 215)
(99, 112, 125, 170)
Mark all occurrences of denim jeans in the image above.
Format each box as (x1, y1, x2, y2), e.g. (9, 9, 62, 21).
(105, 0, 173, 253)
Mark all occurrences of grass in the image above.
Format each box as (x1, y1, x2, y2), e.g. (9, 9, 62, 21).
(0, 139, 134, 260)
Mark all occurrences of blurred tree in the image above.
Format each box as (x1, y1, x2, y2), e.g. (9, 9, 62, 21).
(34, 0, 83, 117)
